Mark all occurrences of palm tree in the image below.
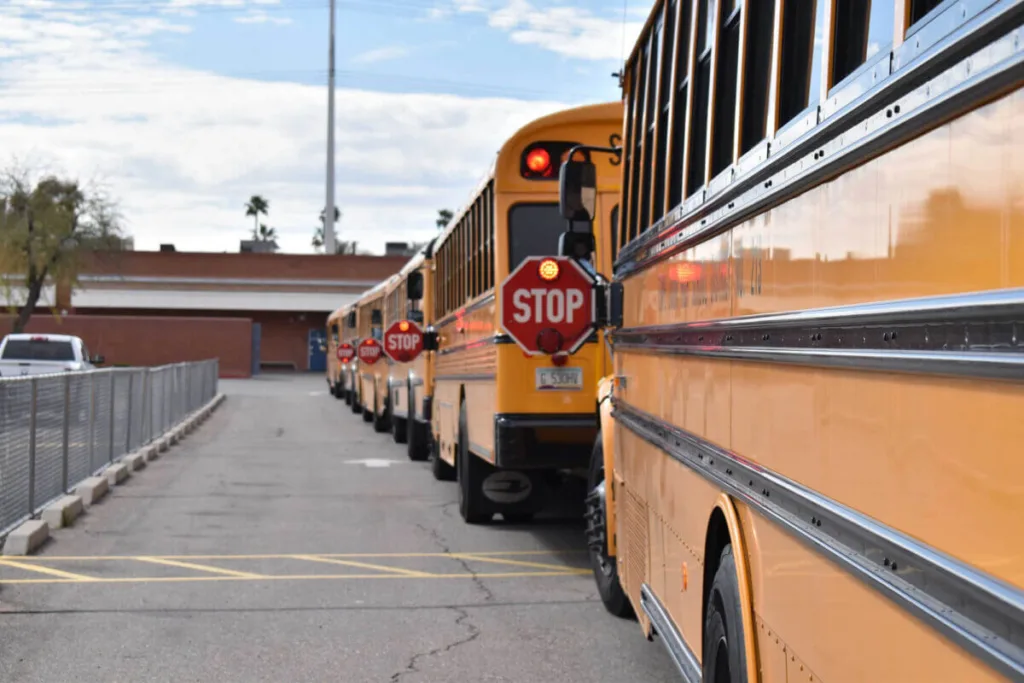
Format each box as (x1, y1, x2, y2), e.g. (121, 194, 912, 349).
(255, 223, 277, 242)
(245, 195, 269, 238)
(436, 208, 454, 230)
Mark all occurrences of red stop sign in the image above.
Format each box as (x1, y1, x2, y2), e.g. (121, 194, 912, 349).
(383, 320, 425, 363)
(357, 338, 383, 365)
(336, 343, 355, 363)
(500, 256, 596, 355)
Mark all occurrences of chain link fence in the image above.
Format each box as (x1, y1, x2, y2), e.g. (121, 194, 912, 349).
(0, 360, 219, 540)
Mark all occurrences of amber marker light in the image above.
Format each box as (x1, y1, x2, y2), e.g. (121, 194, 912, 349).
(538, 258, 560, 281)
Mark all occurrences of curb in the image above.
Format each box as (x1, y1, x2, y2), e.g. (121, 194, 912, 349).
(1, 391, 227, 557)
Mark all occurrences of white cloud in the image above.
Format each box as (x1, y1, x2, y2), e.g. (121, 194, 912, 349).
(351, 45, 410, 65)
(437, 0, 644, 61)
(0, 2, 574, 254)
(233, 11, 292, 25)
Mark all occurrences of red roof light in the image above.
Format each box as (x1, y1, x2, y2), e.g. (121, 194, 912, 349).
(526, 148, 551, 173)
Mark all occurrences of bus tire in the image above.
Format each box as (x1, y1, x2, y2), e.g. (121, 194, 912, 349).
(392, 386, 408, 444)
(457, 400, 491, 524)
(407, 390, 428, 461)
(430, 432, 456, 481)
(344, 387, 352, 406)
(702, 545, 748, 683)
(351, 385, 362, 414)
(373, 390, 389, 433)
(333, 383, 344, 400)
(586, 436, 633, 619)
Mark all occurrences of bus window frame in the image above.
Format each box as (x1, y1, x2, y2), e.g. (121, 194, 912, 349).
(506, 201, 572, 272)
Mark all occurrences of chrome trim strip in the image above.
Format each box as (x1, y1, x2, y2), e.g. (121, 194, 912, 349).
(612, 288, 1024, 381)
(434, 373, 495, 382)
(437, 336, 502, 357)
(615, 8, 1024, 278)
(639, 584, 702, 683)
(411, 377, 425, 388)
(615, 402, 1024, 680)
(434, 293, 496, 328)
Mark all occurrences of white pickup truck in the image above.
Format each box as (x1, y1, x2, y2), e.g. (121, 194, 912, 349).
(0, 333, 104, 377)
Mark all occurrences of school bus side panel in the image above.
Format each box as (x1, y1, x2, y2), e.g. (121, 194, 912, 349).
(614, 88, 1024, 682)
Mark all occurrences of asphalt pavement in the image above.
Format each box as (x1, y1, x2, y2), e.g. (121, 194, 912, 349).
(0, 374, 677, 683)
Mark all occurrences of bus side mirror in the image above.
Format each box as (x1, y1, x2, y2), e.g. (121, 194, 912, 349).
(346, 311, 356, 328)
(559, 230, 596, 259)
(370, 309, 383, 325)
(559, 159, 597, 222)
(407, 272, 424, 301)
(407, 306, 424, 325)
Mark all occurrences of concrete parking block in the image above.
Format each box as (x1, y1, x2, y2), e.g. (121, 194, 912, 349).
(75, 476, 110, 507)
(40, 495, 85, 529)
(3, 519, 49, 555)
(157, 438, 170, 453)
(124, 452, 147, 471)
(143, 445, 160, 462)
(106, 462, 130, 486)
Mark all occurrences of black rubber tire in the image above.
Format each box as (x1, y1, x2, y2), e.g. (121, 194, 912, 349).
(457, 400, 491, 524)
(344, 388, 352, 406)
(392, 386, 408, 444)
(333, 383, 344, 400)
(373, 389, 389, 433)
(702, 545, 749, 683)
(430, 432, 456, 480)
(588, 436, 634, 619)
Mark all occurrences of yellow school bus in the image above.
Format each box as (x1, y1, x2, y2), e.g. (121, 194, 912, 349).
(325, 305, 345, 399)
(337, 302, 360, 409)
(561, 1, 1024, 681)
(430, 101, 623, 524)
(383, 240, 436, 460)
(355, 276, 396, 431)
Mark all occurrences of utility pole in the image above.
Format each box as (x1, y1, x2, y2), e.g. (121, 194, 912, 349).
(324, 0, 337, 255)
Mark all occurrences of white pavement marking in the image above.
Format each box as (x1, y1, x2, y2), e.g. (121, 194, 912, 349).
(345, 458, 404, 468)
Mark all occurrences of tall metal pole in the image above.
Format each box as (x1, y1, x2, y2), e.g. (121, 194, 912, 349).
(324, 0, 337, 256)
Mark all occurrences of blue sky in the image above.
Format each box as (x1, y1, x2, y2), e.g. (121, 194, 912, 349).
(0, 0, 646, 254)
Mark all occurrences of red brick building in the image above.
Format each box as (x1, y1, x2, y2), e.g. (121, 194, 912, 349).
(6, 250, 407, 378)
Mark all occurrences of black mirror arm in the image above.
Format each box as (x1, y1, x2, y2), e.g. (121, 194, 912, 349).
(566, 143, 622, 163)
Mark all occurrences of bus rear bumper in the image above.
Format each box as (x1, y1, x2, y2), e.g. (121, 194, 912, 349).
(493, 413, 597, 470)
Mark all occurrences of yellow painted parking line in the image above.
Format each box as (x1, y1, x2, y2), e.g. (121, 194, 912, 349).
(448, 553, 589, 574)
(0, 559, 96, 581)
(292, 554, 435, 577)
(0, 570, 583, 586)
(8, 550, 586, 562)
(134, 556, 264, 579)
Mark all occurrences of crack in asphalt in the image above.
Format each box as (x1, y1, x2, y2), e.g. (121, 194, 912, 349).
(389, 606, 481, 682)
(389, 521, 494, 681)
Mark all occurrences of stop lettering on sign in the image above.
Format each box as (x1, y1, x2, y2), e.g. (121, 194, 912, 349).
(387, 333, 421, 351)
(511, 288, 586, 324)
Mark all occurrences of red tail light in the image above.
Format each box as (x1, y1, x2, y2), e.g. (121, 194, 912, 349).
(536, 328, 563, 355)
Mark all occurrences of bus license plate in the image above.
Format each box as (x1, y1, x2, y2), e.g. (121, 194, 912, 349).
(536, 367, 583, 391)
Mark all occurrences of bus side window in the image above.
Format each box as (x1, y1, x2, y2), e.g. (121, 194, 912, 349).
(739, 0, 776, 155)
(831, 0, 893, 88)
(777, 0, 829, 130)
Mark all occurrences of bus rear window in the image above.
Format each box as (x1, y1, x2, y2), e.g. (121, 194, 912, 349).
(2, 339, 75, 361)
(507, 203, 566, 271)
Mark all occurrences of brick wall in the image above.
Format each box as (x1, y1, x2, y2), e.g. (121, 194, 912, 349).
(0, 314, 253, 378)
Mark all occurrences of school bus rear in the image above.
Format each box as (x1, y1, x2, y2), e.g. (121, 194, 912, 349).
(355, 278, 393, 431)
(384, 243, 435, 460)
(431, 101, 622, 523)
(325, 306, 345, 398)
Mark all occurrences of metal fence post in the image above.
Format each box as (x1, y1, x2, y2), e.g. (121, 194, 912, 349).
(108, 371, 116, 463)
(28, 378, 38, 518)
(124, 372, 134, 454)
(140, 370, 150, 444)
(163, 368, 170, 434)
(61, 373, 71, 493)
(88, 373, 96, 468)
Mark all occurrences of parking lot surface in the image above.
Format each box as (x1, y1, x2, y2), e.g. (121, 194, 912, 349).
(0, 374, 676, 683)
